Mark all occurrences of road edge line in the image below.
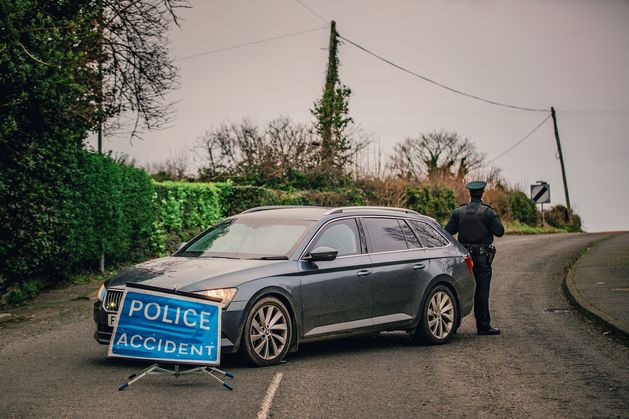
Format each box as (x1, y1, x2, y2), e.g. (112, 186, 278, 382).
(257, 372, 283, 419)
(562, 236, 628, 344)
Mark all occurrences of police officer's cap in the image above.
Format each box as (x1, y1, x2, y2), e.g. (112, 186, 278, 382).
(466, 180, 487, 191)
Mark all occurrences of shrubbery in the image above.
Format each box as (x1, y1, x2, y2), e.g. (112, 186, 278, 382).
(0, 152, 155, 299)
(509, 191, 537, 225)
(544, 205, 582, 232)
(406, 186, 457, 222)
(152, 181, 224, 253)
(1, 168, 580, 303)
(151, 182, 368, 253)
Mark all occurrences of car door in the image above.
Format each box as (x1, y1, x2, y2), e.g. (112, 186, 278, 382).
(361, 217, 432, 323)
(299, 218, 374, 337)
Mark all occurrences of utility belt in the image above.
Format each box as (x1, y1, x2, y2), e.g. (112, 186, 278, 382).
(462, 243, 496, 263)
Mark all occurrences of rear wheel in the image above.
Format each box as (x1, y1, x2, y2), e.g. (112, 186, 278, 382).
(411, 284, 458, 345)
(239, 296, 292, 366)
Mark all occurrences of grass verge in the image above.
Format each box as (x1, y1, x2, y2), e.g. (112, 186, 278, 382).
(504, 221, 575, 235)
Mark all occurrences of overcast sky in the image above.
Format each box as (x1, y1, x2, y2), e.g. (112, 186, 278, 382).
(88, 0, 629, 232)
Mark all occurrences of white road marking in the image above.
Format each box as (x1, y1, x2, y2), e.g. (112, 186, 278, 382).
(257, 372, 284, 419)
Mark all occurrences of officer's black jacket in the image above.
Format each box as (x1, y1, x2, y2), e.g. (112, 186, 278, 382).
(444, 198, 504, 245)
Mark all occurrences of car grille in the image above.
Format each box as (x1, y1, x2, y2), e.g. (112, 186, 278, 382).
(103, 289, 124, 312)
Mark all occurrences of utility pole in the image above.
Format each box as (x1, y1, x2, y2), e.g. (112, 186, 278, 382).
(320, 20, 338, 170)
(550, 107, 571, 211)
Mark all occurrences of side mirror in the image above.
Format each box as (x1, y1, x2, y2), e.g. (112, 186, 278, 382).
(176, 242, 187, 251)
(305, 246, 338, 262)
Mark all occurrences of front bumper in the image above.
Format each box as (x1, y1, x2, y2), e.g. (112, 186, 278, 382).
(93, 299, 248, 355)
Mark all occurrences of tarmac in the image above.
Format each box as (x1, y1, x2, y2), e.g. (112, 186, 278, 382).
(565, 231, 629, 340)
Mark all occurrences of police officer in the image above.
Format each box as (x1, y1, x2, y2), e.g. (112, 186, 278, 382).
(445, 181, 504, 335)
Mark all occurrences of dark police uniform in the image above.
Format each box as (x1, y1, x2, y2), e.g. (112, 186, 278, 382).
(444, 181, 504, 335)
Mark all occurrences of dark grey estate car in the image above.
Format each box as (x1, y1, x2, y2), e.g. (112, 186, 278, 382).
(94, 206, 475, 366)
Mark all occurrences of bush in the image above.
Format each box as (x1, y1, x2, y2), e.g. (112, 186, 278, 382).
(509, 190, 537, 225)
(0, 151, 156, 291)
(3, 281, 39, 305)
(405, 186, 456, 222)
(544, 205, 582, 232)
(71, 153, 157, 268)
(153, 182, 224, 252)
(218, 183, 281, 216)
(281, 187, 367, 207)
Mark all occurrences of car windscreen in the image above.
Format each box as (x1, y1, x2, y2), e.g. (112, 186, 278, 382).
(179, 218, 315, 259)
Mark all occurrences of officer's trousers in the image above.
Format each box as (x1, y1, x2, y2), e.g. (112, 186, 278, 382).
(472, 254, 493, 331)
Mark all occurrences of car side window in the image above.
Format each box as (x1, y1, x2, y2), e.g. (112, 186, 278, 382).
(362, 217, 408, 253)
(400, 220, 421, 248)
(409, 220, 449, 248)
(311, 219, 361, 257)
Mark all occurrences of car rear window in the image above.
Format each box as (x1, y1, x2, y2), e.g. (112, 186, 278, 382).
(409, 220, 449, 248)
(400, 220, 421, 248)
(362, 217, 409, 253)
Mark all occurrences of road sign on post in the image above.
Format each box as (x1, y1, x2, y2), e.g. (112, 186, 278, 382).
(531, 183, 550, 204)
(531, 182, 551, 227)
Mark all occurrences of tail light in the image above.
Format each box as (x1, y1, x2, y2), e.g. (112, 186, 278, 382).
(464, 255, 474, 273)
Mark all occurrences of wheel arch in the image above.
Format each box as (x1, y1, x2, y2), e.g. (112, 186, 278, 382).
(415, 274, 462, 330)
(234, 286, 300, 353)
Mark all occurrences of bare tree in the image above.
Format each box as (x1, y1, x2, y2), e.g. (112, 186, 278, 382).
(196, 117, 368, 186)
(389, 130, 486, 180)
(147, 148, 191, 180)
(97, 0, 189, 138)
(111, 151, 137, 167)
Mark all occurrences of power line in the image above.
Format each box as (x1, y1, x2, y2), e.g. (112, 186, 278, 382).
(175, 26, 327, 62)
(293, 0, 329, 24)
(488, 114, 552, 163)
(337, 34, 549, 113)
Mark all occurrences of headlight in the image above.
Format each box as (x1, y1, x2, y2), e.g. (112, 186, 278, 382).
(195, 288, 237, 309)
(97, 284, 106, 302)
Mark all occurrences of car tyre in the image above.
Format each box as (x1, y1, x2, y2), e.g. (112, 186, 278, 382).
(411, 284, 458, 345)
(239, 296, 292, 367)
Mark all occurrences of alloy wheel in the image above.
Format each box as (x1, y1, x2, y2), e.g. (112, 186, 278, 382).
(249, 303, 289, 361)
(427, 291, 455, 339)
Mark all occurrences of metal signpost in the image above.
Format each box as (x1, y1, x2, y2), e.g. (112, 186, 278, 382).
(109, 283, 234, 391)
(531, 181, 551, 226)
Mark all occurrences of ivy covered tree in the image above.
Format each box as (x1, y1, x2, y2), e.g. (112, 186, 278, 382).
(311, 21, 357, 182)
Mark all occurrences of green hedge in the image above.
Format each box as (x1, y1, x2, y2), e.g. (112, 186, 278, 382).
(0, 152, 155, 294)
(150, 182, 369, 253)
(2, 171, 559, 301)
(152, 181, 224, 252)
(405, 186, 457, 222)
(72, 153, 156, 267)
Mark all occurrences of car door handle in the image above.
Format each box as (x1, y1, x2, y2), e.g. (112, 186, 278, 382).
(412, 263, 426, 270)
(356, 269, 372, 277)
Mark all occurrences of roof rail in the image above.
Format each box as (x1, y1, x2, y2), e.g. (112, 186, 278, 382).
(324, 206, 420, 216)
(239, 205, 323, 215)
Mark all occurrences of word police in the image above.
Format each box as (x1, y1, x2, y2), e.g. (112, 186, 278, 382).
(128, 299, 214, 330)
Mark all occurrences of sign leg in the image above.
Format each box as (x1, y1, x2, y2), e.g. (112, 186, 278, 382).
(120, 364, 160, 391)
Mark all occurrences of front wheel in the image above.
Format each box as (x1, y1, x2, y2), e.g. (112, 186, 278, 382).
(239, 296, 292, 366)
(411, 285, 458, 345)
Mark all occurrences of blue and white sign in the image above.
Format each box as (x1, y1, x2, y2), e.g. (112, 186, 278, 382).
(108, 286, 221, 365)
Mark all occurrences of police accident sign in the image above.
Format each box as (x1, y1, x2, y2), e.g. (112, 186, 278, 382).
(108, 285, 221, 365)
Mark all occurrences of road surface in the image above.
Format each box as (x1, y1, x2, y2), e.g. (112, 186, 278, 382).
(1, 233, 627, 418)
